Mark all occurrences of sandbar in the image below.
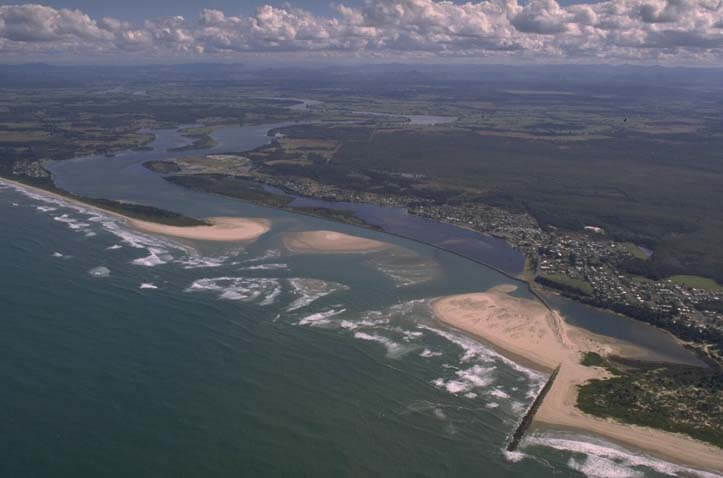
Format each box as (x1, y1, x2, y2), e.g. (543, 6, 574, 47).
(283, 230, 391, 254)
(432, 285, 723, 473)
(0, 178, 272, 244)
(130, 216, 270, 242)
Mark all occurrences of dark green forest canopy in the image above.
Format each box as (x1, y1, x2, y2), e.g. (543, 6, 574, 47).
(332, 129, 723, 282)
(1, 64, 722, 282)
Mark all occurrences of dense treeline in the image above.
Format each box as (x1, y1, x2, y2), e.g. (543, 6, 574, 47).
(0, 174, 208, 227)
(578, 364, 723, 448)
(165, 174, 293, 209)
(335, 129, 723, 283)
(83, 198, 208, 227)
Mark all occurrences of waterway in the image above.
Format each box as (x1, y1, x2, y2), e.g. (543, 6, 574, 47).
(0, 117, 711, 477)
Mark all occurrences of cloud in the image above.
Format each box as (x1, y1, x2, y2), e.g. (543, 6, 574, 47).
(510, 0, 570, 34)
(0, 0, 721, 64)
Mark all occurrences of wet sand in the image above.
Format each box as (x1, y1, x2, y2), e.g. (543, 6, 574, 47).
(0, 179, 271, 244)
(432, 285, 723, 473)
(130, 216, 270, 242)
(283, 230, 391, 254)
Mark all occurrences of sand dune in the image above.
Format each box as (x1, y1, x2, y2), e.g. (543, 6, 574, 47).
(130, 216, 270, 242)
(432, 285, 723, 473)
(283, 230, 391, 254)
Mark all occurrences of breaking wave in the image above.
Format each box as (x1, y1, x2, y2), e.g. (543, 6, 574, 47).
(298, 308, 347, 327)
(352, 331, 414, 359)
(240, 263, 288, 271)
(524, 432, 721, 478)
(187, 276, 282, 305)
(88, 266, 110, 278)
(432, 364, 496, 395)
(287, 278, 349, 312)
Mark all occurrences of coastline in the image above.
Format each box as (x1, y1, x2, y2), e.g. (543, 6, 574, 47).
(5, 175, 721, 472)
(431, 286, 723, 473)
(1, 177, 132, 222)
(0, 177, 271, 243)
(130, 216, 271, 242)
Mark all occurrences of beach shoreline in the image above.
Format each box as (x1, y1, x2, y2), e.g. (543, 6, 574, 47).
(6, 176, 722, 472)
(1, 177, 271, 243)
(431, 286, 723, 474)
(130, 216, 271, 242)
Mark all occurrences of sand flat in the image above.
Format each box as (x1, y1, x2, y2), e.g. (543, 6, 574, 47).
(432, 285, 723, 473)
(432, 288, 565, 371)
(130, 216, 270, 242)
(283, 230, 390, 254)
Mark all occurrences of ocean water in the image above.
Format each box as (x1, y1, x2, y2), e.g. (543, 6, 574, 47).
(0, 123, 715, 477)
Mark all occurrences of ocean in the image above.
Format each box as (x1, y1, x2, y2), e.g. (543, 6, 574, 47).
(0, 123, 715, 477)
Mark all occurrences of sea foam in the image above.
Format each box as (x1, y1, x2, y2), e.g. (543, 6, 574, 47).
(524, 432, 720, 478)
(353, 331, 413, 359)
(187, 276, 281, 305)
(88, 266, 111, 278)
(298, 308, 347, 327)
(287, 278, 349, 312)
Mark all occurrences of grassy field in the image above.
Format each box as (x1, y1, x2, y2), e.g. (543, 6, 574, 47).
(623, 242, 650, 260)
(536, 273, 594, 296)
(667, 275, 723, 292)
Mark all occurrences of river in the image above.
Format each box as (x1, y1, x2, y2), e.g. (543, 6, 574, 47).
(0, 117, 711, 477)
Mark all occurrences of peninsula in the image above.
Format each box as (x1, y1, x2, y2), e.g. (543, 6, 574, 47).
(432, 286, 723, 473)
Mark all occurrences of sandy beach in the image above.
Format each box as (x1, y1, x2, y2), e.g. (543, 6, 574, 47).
(130, 216, 270, 242)
(1, 178, 271, 243)
(283, 230, 391, 254)
(432, 285, 723, 473)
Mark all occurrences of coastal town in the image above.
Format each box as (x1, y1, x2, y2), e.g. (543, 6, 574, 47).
(4, 7, 723, 474)
(245, 171, 723, 364)
(13, 148, 723, 365)
(408, 201, 722, 364)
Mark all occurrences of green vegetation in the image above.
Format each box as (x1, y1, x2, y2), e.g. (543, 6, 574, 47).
(165, 174, 293, 209)
(578, 364, 723, 448)
(331, 128, 723, 283)
(623, 242, 649, 261)
(142, 160, 181, 174)
(2, 174, 207, 227)
(667, 275, 723, 292)
(581, 351, 604, 367)
(536, 273, 594, 296)
(289, 207, 380, 230)
(83, 198, 209, 227)
(169, 126, 218, 152)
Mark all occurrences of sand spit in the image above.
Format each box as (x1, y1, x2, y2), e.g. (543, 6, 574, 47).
(0, 178, 271, 244)
(432, 285, 723, 473)
(433, 287, 564, 370)
(283, 230, 391, 254)
(130, 217, 270, 242)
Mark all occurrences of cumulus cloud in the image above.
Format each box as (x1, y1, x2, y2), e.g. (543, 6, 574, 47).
(0, 0, 721, 63)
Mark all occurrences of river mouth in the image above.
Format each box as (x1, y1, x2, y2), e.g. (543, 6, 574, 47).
(4, 109, 714, 477)
(46, 121, 703, 368)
